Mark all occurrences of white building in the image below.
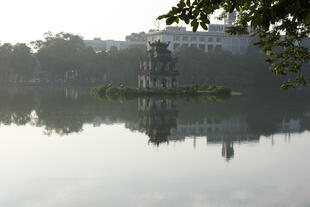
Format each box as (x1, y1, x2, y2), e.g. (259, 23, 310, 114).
(146, 25, 253, 55)
(224, 11, 237, 25)
(85, 11, 254, 54)
(84, 38, 146, 52)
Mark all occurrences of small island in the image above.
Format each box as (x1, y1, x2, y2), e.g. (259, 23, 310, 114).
(91, 40, 232, 99)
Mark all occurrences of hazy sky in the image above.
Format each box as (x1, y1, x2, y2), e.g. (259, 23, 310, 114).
(0, 0, 182, 43)
(0, 0, 223, 44)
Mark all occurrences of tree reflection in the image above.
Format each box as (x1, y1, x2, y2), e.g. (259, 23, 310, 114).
(0, 87, 310, 160)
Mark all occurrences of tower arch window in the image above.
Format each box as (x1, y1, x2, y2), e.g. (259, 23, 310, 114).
(161, 79, 167, 88)
(140, 80, 144, 88)
(172, 78, 177, 88)
(146, 80, 150, 88)
(153, 78, 157, 87)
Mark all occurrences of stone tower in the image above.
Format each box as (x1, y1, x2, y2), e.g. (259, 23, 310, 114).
(138, 40, 178, 88)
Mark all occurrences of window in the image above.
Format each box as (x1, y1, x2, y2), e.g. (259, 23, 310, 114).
(191, 36, 197, 41)
(216, 37, 221, 42)
(208, 44, 214, 51)
(215, 45, 222, 50)
(182, 36, 188, 41)
(174, 35, 180, 41)
(208, 37, 213, 42)
(183, 43, 189, 47)
(199, 37, 205, 42)
(190, 44, 197, 47)
(199, 44, 206, 51)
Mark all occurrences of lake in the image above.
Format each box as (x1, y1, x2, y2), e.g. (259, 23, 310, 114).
(0, 87, 309, 207)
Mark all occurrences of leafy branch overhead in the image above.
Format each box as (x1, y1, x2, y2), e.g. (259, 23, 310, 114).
(158, 0, 310, 89)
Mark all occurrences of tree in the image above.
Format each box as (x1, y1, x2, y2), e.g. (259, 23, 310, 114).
(172, 46, 274, 89)
(158, 0, 310, 89)
(0, 43, 13, 82)
(103, 45, 146, 86)
(125, 32, 147, 42)
(0, 43, 36, 83)
(11, 44, 36, 82)
(32, 32, 94, 81)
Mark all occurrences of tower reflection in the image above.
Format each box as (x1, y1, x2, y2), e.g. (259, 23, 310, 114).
(138, 97, 178, 145)
(136, 97, 260, 160)
(1, 87, 310, 161)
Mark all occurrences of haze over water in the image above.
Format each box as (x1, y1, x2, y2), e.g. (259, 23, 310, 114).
(0, 87, 309, 207)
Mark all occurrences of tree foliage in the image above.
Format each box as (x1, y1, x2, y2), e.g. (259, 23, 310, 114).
(125, 32, 147, 42)
(173, 45, 287, 90)
(32, 32, 89, 79)
(158, 0, 310, 89)
(1, 31, 309, 91)
(28, 32, 146, 85)
(0, 43, 36, 82)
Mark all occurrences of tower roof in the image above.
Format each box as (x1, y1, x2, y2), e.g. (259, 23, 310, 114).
(148, 39, 170, 49)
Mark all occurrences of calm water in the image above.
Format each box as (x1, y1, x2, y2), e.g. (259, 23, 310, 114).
(0, 87, 310, 207)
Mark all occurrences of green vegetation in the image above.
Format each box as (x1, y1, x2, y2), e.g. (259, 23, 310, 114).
(158, 0, 310, 89)
(125, 32, 147, 42)
(0, 43, 36, 83)
(1, 32, 145, 85)
(31, 32, 146, 84)
(1, 31, 309, 91)
(90, 85, 232, 100)
(173, 45, 295, 91)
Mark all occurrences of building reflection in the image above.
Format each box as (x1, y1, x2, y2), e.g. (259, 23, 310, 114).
(222, 141, 234, 160)
(1, 87, 310, 161)
(137, 97, 178, 145)
(136, 97, 260, 160)
(132, 96, 310, 160)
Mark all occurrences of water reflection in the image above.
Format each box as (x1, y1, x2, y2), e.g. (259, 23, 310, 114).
(137, 97, 178, 145)
(0, 86, 310, 160)
(134, 97, 258, 160)
(133, 95, 310, 160)
(1, 87, 310, 207)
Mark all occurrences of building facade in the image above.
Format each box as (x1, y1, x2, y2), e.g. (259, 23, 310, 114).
(138, 40, 178, 88)
(224, 11, 237, 25)
(85, 11, 254, 54)
(146, 24, 253, 55)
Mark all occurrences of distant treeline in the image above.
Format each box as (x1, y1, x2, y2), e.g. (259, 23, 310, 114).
(1, 32, 309, 90)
